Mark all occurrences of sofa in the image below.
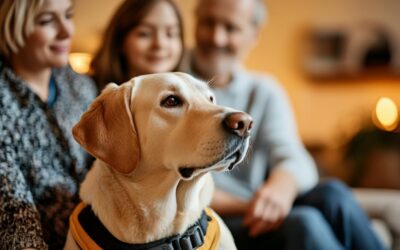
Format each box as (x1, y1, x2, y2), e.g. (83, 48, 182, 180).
(353, 188, 400, 250)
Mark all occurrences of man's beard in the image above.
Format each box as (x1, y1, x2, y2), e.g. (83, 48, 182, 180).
(193, 47, 236, 79)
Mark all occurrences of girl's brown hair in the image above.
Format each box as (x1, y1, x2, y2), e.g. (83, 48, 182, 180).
(90, 0, 184, 90)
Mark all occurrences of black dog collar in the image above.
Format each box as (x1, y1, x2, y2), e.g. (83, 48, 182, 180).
(70, 203, 211, 250)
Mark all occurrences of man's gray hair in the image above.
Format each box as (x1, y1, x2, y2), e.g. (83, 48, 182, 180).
(251, 0, 267, 27)
(195, 0, 267, 27)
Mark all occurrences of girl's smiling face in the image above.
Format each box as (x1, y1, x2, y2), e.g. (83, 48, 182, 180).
(122, 0, 183, 77)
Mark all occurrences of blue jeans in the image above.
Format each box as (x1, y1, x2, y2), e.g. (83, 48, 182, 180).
(222, 179, 387, 250)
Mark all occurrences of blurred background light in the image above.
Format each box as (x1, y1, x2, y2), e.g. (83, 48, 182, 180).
(372, 97, 398, 131)
(69, 52, 92, 74)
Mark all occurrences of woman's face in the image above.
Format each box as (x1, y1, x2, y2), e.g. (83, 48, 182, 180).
(14, 0, 74, 69)
(123, 0, 182, 77)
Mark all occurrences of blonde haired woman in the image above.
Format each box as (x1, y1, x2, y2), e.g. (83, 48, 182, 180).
(0, 0, 97, 249)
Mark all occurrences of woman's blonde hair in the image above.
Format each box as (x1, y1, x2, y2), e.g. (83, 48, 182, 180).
(0, 0, 44, 59)
(90, 0, 184, 90)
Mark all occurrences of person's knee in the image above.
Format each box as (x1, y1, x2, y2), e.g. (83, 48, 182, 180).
(318, 179, 353, 205)
(285, 207, 326, 236)
(283, 207, 342, 249)
(320, 179, 349, 194)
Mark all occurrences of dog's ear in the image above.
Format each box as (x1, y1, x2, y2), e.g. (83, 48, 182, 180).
(73, 81, 139, 174)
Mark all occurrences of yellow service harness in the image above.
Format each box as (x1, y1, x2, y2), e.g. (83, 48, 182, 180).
(69, 202, 220, 250)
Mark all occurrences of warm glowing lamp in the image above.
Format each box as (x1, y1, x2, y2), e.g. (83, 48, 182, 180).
(372, 97, 399, 131)
(69, 52, 92, 74)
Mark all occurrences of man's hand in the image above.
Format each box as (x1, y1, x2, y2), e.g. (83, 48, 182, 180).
(243, 169, 298, 237)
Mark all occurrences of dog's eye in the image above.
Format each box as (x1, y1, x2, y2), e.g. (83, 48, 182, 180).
(210, 96, 214, 103)
(161, 95, 182, 107)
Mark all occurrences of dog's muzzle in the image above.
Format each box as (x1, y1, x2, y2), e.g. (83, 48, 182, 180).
(223, 112, 253, 138)
(221, 111, 252, 170)
(178, 112, 253, 180)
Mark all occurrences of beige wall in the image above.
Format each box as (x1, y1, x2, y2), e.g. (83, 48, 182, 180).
(72, 0, 400, 145)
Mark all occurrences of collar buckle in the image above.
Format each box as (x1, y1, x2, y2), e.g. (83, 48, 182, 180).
(169, 224, 205, 250)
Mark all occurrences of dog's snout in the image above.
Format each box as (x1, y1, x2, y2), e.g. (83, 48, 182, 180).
(223, 112, 253, 137)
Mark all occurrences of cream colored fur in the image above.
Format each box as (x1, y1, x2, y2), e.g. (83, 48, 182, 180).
(64, 72, 251, 250)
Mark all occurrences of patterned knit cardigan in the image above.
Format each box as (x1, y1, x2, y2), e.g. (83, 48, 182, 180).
(0, 59, 97, 250)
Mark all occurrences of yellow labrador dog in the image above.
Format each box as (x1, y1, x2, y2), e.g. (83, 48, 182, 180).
(64, 72, 252, 250)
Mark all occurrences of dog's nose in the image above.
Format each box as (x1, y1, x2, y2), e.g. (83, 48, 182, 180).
(223, 112, 253, 137)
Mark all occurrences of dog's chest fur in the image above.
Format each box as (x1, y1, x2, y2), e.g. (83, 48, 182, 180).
(78, 160, 212, 244)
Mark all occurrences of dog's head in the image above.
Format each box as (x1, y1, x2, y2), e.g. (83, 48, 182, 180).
(73, 72, 252, 180)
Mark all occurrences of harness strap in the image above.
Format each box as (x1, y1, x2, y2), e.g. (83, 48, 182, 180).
(198, 208, 220, 250)
(69, 202, 101, 250)
(69, 203, 220, 250)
